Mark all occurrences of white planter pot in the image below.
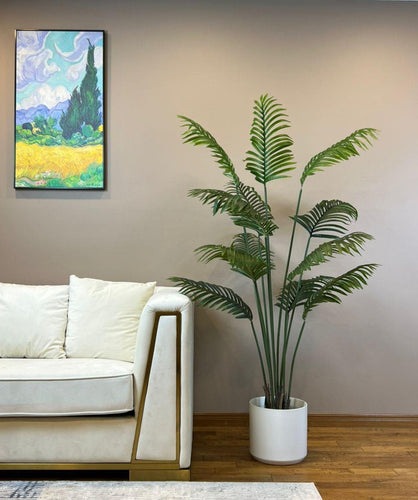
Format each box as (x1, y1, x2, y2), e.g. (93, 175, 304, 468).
(249, 396, 307, 465)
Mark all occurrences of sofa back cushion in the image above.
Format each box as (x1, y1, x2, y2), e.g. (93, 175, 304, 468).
(65, 275, 156, 362)
(0, 283, 68, 358)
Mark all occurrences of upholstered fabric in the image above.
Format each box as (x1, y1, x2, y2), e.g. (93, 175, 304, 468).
(0, 416, 136, 462)
(0, 358, 134, 416)
(136, 315, 177, 461)
(65, 275, 156, 362)
(133, 291, 194, 468)
(0, 283, 68, 359)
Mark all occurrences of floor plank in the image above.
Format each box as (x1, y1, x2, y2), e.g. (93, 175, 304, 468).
(191, 414, 418, 499)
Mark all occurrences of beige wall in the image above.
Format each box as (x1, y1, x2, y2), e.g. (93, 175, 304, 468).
(1, 0, 417, 413)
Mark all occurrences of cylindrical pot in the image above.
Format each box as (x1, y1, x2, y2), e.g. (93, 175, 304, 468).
(249, 396, 307, 465)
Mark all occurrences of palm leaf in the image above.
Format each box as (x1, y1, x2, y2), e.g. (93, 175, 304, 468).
(292, 199, 358, 239)
(188, 188, 242, 215)
(303, 264, 379, 319)
(245, 94, 295, 184)
(168, 277, 253, 320)
(300, 128, 378, 185)
(191, 182, 272, 220)
(179, 115, 240, 184)
(228, 181, 278, 235)
(230, 211, 277, 236)
(227, 181, 271, 219)
(231, 233, 273, 268)
(189, 184, 277, 236)
(288, 232, 373, 280)
(276, 278, 331, 312)
(195, 243, 269, 281)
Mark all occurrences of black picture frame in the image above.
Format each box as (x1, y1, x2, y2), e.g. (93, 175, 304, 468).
(14, 29, 106, 190)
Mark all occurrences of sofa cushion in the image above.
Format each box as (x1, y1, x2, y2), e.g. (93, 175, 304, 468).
(65, 275, 156, 362)
(0, 283, 68, 359)
(0, 358, 134, 416)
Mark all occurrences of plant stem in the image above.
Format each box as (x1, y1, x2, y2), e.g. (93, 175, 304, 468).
(284, 236, 311, 348)
(277, 187, 303, 393)
(253, 281, 274, 393)
(287, 320, 306, 400)
(250, 320, 268, 389)
(244, 221, 274, 403)
(258, 241, 270, 389)
(263, 183, 277, 400)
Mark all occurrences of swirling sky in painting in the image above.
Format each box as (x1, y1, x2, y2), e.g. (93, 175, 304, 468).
(16, 30, 103, 111)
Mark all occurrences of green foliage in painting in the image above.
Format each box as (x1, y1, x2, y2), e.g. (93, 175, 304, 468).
(59, 41, 101, 139)
(15, 123, 102, 147)
(80, 41, 102, 130)
(60, 87, 83, 139)
(82, 124, 94, 138)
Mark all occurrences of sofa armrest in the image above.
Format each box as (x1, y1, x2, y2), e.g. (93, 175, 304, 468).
(132, 290, 194, 468)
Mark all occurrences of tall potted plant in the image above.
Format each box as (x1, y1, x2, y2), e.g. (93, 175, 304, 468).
(170, 94, 378, 464)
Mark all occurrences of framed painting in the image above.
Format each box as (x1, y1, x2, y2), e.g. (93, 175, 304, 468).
(14, 30, 105, 189)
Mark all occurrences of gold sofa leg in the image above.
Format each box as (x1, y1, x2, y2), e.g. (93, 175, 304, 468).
(129, 468, 190, 481)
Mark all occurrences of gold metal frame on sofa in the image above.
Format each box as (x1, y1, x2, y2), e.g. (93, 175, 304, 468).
(0, 311, 190, 481)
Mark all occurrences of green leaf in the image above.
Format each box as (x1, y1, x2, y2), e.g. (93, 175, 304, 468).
(188, 188, 240, 215)
(303, 264, 379, 319)
(231, 233, 273, 268)
(195, 243, 269, 281)
(189, 183, 277, 236)
(292, 199, 358, 239)
(245, 94, 295, 184)
(300, 128, 379, 185)
(227, 182, 270, 218)
(228, 181, 277, 235)
(276, 277, 331, 312)
(288, 232, 374, 280)
(179, 115, 240, 184)
(230, 212, 277, 236)
(168, 277, 253, 320)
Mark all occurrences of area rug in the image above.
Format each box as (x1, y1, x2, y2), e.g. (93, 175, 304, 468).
(0, 481, 321, 499)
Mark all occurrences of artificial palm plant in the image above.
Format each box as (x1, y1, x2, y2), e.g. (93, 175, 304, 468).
(170, 94, 378, 409)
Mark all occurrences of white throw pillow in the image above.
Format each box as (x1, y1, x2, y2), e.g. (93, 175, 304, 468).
(65, 275, 156, 362)
(0, 283, 68, 358)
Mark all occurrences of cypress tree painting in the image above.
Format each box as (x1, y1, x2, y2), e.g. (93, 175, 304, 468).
(15, 30, 105, 189)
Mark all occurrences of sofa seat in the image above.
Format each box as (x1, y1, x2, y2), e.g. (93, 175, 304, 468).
(0, 358, 134, 417)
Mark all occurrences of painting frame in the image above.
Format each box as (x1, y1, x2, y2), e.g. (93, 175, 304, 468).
(14, 29, 106, 190)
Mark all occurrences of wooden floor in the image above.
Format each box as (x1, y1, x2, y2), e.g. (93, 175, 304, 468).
(191, 414, 418, 500)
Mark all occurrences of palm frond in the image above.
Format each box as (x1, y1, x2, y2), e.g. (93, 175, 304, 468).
(227, 182, 271, 219)
(245, 94, 295, 184)
(195, 244, 269, 281)
(300, 128, 379, 185)
(179, 115, 240, 184)
(188, 188, 241, 215)
(230, 212, 277, 236)
(276, 277, 332, 312)
(189, 186, 276, 235)
(292, 199, 358, 239)
(231, 233, 273, 267)
(303, 264, 379, 319)
(288, 232, 374, 280)
(168, 277, 253, 320)
(227, 181, 278, 235)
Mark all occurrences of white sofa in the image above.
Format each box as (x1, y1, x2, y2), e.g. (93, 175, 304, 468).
(0, 276, 194, 480)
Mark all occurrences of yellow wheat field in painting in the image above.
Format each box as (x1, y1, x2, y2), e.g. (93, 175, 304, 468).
(15, 143, 103, 181)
